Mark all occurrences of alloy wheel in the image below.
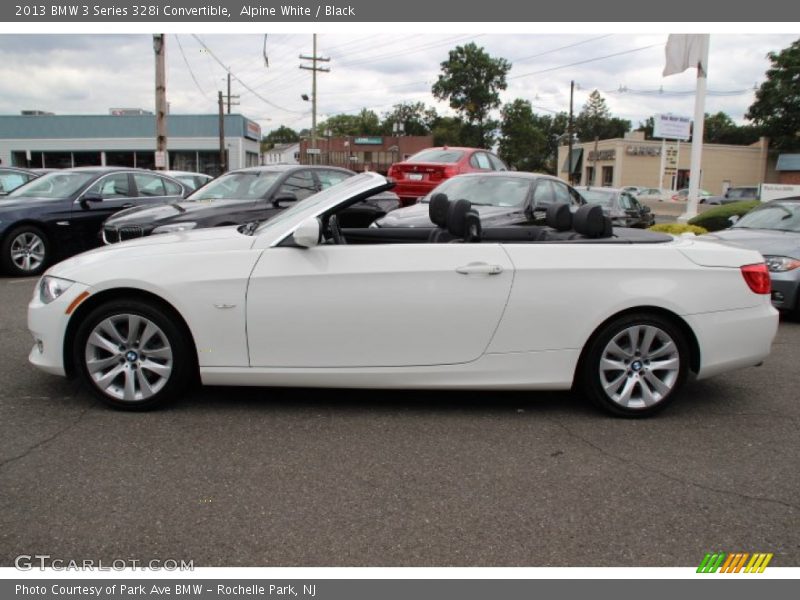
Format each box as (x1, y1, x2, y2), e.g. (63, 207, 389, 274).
(10, 232, 46, 273)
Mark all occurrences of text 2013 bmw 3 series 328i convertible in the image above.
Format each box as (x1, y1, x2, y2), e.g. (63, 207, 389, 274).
(28, 172, 778, 417)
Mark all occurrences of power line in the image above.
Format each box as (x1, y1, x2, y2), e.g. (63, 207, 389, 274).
(509, 34, 614, 64)
(174, 34, 212, 102)
(509, 43, 664, 80)
(337, 34, 485, 69)
(191, 34, 306, 115)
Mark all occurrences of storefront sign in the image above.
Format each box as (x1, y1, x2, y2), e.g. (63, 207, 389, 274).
(626, 145, 661, 157)
(354, 136, 383, 145)
(588, 149, 615, 161)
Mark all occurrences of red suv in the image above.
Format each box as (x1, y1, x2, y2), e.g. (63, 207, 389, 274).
(387, 147, 508, 205)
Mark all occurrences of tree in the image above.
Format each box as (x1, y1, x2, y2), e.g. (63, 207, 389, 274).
(318, 109, 381, 137)
(746, 38, 800, 151)
(636, 116, 654, 139)
(261, 126, 299, 152)
(575, 90, 631, 141)
(428, 115, 465, 147)
(432, 43, 511, 148)
(703, 111, 762, 145)
(498, 99, 549, 172)
(380, 102, 437, 136)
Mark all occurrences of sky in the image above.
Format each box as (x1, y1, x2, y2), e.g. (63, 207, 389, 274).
(0, 33, 796, 135)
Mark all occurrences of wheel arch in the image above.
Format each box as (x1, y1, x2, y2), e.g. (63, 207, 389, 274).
(572, 305, 701, 388)
(1, 219, 56, 243)
(63, 287, 199, 379)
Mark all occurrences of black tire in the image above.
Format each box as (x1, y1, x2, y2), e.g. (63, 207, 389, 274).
(1, 224, 51, 277)
(579, 312, 690, 418)
(73, 299, 195, 410)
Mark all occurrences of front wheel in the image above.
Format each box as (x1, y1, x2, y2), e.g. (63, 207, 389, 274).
(2, 225, 50, 276)
(579, 313, 689, 417)
(73, 299, 194, 410)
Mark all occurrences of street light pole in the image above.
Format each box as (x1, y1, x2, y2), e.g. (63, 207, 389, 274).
(567, 80, 575, 184)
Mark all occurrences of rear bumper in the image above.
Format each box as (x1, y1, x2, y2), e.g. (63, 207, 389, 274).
(686, 301, 779, 380)
(393, 181, 438, 201)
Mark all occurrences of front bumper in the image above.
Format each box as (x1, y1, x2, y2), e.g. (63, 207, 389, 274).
(28, 281, 91, 377)
(769, 269, 800, 312)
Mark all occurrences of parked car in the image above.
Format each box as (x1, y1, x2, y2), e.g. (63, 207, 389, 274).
(579, 187, 655, 228)
(621, 186, 648, 196)
(705, 197, 800, 315)
(702, 186, 758, 205)
(387, 147, 508, 205)
(161, 170, 214, 193)
(671, 188, 712, 202)
(636, 187, 673, 203)
(0, 166, 41, 196)
(0, 167, 188, 276)
(102, 165, 400, 244)
(29, 172, 777, 417)
(374, 172, 584, 231)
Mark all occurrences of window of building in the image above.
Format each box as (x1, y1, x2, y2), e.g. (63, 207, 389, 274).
(72, 152, 101, 167)
(171, 151, 198, 172)
(602, 166, 614, 187)
(246, 151, 259, 167)
(42, 152, 72, 168)
(106, 151, 135, 168)
(585, 166, 595, 186)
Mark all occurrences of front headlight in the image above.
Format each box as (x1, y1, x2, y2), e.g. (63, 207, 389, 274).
(764, 255, 800, 272)
(39, 276, 74, 304)
(152, 222, 197, 235)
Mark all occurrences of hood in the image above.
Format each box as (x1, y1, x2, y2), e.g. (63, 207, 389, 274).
(48, 226, 254, 281)
(375, 202, 526, 228)
(705, 228, 800, 259)
(105, 199, 254, 226)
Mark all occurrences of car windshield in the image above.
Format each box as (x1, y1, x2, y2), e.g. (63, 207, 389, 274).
(407, 149, 465, 163)
(420, 175, 530, 207)
(5, 171, 95, 199)
(253, 173, 382, 236)
(727, 188, 756, 199)
(187, 171, 281, 201)
(733, 202, 800, 232)
(580, 189, 616, 206)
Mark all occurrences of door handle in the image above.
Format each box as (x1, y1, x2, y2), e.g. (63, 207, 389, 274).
(456, 262, 503, 275)
(121, 203, 134, 208)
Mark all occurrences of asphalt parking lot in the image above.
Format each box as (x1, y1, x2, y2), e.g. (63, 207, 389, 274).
(1, 276, 799, 568)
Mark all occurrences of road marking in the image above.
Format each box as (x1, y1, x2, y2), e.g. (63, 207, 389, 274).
(6, 277, 39, 284)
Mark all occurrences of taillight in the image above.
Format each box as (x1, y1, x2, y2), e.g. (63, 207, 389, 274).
(443, 165, 460, 178)
(388, 165, 401, 179)
(740, 263, 771, 294)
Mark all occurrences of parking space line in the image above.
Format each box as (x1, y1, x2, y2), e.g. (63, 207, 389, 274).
(6, 278, 39, 284)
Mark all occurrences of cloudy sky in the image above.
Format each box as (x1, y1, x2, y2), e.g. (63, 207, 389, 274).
(0, 33, 796, 134)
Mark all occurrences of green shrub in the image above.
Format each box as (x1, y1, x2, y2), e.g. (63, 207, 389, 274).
(688, 200, 760, 232)
(648, 223, 708, 235)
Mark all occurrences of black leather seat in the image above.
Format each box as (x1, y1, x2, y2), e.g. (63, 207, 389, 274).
(572, 204, 613, 238)
(427, 193, 455, 243)
(542, 202, 577, 240)
(446, 199, 481, 243)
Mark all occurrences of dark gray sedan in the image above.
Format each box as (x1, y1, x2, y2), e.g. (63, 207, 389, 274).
(706, 198, 800, 315)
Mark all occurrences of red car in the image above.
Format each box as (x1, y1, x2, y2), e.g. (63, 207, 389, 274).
(387, 147, 508, 205)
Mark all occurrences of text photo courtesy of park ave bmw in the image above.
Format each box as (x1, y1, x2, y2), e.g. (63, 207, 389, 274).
(0, 3, 799, 591)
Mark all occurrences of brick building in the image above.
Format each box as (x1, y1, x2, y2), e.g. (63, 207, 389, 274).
(298, 135, 433, 174)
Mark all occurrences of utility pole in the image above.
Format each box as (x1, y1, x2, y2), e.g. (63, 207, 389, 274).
(218, 91, 226, 173)
(300, 34, 330, 162)
(222, 72, 240, 114)
(567, 80, 574, 185)
(153, 34, 168, 171)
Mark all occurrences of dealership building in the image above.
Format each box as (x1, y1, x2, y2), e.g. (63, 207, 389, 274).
(0, 113, 262, 175)
(557, 131, 777, 194)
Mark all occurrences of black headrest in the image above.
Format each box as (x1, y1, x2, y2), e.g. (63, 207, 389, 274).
(546, 203, 572, 231)
(446, 198, 481, 242)
(573, 204, 609, 238)
(429, 193, 450, 228)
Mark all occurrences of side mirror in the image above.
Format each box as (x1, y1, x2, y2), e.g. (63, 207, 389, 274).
(272, 192, 298, 207)
(292, 217, 321, 248)
(728, 214, 740, 225)
(80, 191, 103, 209)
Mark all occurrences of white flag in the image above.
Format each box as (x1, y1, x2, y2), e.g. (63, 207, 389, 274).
(663, 34, 707, 77)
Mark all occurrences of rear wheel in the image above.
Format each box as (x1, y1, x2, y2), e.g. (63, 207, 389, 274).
(2, 225, 50, 276)
(73, 299, 194, 410)
(580, 313, 689, 417)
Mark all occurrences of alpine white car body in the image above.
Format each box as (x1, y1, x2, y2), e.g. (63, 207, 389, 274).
(28, 173, 778, 416)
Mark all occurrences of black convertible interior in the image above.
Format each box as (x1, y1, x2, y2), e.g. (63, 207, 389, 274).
(328, 193, 673, 245)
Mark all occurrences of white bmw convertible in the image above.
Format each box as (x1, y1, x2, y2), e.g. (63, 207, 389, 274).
(28, 173, 778, 417)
